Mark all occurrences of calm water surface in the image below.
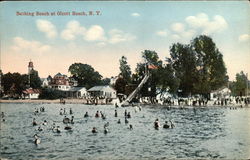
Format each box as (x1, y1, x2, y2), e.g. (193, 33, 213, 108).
(0, 103, 250, 160)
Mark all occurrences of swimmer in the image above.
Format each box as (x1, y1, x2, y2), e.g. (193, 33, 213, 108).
(115, 110, 118, 117)
(117, 119, 121, 124)
(34, 134, 41, 145)
(95, 111, 100, 118)
(154, 118, 160, 129)
(129, 124, 133, 130)
(84, 112, 89, 118)
(92, 127, 97, 133)
(33, 118, 38, 126)
(163, 121, 170, 129)
(125, 117, 129, 124)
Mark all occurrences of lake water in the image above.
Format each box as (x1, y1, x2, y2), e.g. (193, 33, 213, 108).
(0, 103, 250, 160)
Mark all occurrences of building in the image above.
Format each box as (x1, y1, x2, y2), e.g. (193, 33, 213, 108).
(88, 85, 117, 99)
(22, 88, 41, 99)
(66, 87, 88, 98)
(49, 73, 71, 91)
(41, 75, 52, 87)
(210, 87, 231, 100)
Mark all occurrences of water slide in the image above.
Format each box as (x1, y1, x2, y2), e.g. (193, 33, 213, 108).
(120, 73, 150, 106)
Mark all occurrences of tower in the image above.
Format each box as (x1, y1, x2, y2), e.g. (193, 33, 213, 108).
(28, 60, 34, 88)
(28, 60, 34, 75)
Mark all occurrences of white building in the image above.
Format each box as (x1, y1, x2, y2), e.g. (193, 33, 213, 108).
(88, 85, 117, 99)
(22, 88, 41, 99)
(67, 87, 88, 98)
(210, 87, 231, 100)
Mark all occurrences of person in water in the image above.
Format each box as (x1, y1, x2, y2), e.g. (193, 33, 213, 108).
(163, 121, 170, 129)
(125, 117, 129, 124)
(69, 108, 73, 115)
(84, 112, 89, 117)
(115, 110, 118, 117)
(127, 112, 131, 118)
(129, 124, 133, 130)
(55, 126, 61, 133)
(95, 111, 100, 118)
(92, 127, 97, 133)
(70, 116, 74, 124)
(34, 134, 41, 145)
(63, 116, 70, 124)
(154, 118, 160, 129)
(42, 120, 47, 126)
(33, 118, 38, 126)
(170, 120, 175, 128)
(117, 119, 121, 124)
(104, 126, 109, 134)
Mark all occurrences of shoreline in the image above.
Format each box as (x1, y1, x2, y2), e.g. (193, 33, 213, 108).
(0, 99, 248, 108)
(0, 99, 113, 105)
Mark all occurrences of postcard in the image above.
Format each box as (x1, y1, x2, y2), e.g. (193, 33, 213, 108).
(0, 1, 250, 160)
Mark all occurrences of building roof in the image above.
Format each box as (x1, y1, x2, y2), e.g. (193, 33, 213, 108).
(68, 87, 87, 92)
(211, 86, 231, 93)
(88, 85, 116, 92)
(23, 88, 41, 94)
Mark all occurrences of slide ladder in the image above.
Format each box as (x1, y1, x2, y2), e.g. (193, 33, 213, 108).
(120, 73, 150, 106)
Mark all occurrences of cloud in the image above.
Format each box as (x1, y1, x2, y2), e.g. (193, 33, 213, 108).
(108, 29, 136, 44)
(131, 13, 140, 17)
(172, 34, 181, 40)
(156, 13, 227, 42)
(185, 13, 228, 34)
(156, 30, 168, 37)
(238, 34, 250, 42)
(60, 21, 135, 45)
(11, 37, 51, 53)
(36, 19, 57, 39)
(84, 25, 106, 41)
(171, 23, 185, 33)
(61, 20, 86, 40)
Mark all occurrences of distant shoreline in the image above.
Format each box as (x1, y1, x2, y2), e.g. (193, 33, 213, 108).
(0, 99, 113, 105)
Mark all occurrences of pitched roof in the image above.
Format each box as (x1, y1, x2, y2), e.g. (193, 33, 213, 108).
(23, 88, 41, 94)
(68, 87, 87, 92)
(88, 85, 115, 92)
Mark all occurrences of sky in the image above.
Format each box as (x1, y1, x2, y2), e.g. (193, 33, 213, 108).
(0, 1, 249, 81)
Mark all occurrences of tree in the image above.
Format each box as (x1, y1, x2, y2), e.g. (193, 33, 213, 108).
(191, 35, 228, 94)
(158, 63, 180, 95)
(101, 78, 111, 85)
(29, 70, 42, 89)
(132, 50, 163, 98)
(68, 63, 102, 89)
(167, 35, 228, 97)
(39, 88, 66, 100)
(119, 56, 132, 83)
(2, 72, 28, 97)
(230, 71, 248, 96)
(114, 76, 127, 94)
(168, 43, 197, 96)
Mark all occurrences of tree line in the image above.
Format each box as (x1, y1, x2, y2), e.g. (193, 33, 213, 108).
(0, 35, 248, 99)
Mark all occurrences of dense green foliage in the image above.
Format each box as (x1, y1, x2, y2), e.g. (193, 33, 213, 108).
(68, 63, 103, 89)
(230, 71, 249, 96)
(119, 56, 132, 83)
(1, 70, 42, 97)
(39, 88, 66, 99)
(1, 72, 28, 97)
(29, 70, 42, 89)
(168, 35, 228, 96)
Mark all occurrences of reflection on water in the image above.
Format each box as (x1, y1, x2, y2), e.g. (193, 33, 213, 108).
(0, 103, 250, 159)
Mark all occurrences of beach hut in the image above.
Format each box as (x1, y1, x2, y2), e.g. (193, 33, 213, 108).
(88, 85, 117, 99)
